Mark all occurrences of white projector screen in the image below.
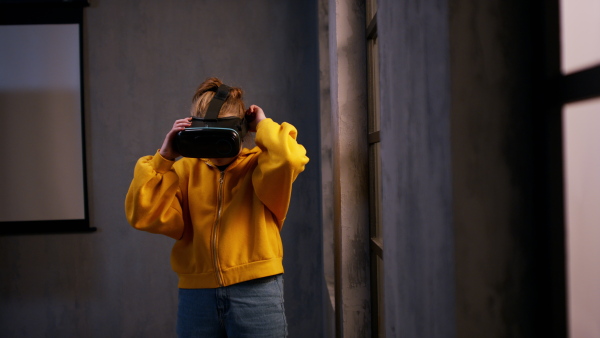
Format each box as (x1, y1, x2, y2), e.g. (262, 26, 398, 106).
(0, 24, 86, 223)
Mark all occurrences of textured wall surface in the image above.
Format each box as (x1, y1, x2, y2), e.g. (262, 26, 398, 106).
(317, 0, 337, 336)
(378, 0, 543, 336)
(327, 0, 371, 336)
(0, 1, 324, 337)
(378, 0, 456, 337)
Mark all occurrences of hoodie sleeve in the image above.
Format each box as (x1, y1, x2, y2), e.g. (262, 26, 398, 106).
(252, 119, 309, 227)
(124, 150, 185, 240)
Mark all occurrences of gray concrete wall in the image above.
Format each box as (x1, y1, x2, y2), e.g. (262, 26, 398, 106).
(378, 1, 456, 337)
(378, 0, 544, 336)
(0, 1, 324, 337)
(317, 0, 337, 336)
(327, 0, 372, 336)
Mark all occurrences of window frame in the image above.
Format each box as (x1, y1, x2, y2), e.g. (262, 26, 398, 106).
(532, 1, 600, 336)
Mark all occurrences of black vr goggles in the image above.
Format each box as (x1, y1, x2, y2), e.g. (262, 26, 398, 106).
(175, 84, 248, 158)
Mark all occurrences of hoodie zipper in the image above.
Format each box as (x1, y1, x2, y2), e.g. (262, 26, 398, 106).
(212, 170, 225, 286)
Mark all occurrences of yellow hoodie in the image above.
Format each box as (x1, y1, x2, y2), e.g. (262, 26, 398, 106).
(125, 119, 309, 288)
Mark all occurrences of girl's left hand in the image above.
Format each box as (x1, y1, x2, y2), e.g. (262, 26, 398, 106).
(246, 105, 266, 132)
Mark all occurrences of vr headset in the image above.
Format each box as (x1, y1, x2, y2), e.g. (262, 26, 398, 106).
(175, 84, 248, 158)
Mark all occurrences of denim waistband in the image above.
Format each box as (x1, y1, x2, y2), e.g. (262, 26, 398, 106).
(237, 274, 282, 285)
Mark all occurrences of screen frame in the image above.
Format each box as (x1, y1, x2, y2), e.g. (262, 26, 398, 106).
(0, 0, 94, 235)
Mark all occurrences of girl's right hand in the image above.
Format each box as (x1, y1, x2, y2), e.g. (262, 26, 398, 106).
(159, 117, 192, 160)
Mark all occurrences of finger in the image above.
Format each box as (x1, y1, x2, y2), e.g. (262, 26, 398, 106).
(175, 118, 192, 127)
(179, 119, 192, 125)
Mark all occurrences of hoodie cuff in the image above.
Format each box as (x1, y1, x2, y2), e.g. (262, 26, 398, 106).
(152, 150, 175, 173)
(255, 118, 273, 133)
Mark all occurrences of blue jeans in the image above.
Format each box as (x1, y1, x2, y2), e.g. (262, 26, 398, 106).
(177, 274, 287, 338)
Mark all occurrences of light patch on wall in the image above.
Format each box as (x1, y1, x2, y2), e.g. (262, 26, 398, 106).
(0, 24, 85, 222)
(560, 0, 600, 73)
(563, 97, 600, 338)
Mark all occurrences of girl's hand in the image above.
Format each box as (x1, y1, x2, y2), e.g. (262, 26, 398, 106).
(159, 117, 192, 160)
(246, 105, 267, 132)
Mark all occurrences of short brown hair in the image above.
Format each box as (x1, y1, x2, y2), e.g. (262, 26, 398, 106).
(190, 77, 245, 118)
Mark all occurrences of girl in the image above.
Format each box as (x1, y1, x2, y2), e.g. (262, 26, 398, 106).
(125, 77, 309, 337)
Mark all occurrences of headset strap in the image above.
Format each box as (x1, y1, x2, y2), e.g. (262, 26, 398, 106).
(204, 84, 232, 120)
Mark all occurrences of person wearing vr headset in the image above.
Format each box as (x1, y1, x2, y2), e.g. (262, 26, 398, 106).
(125, 77, 309, 337)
